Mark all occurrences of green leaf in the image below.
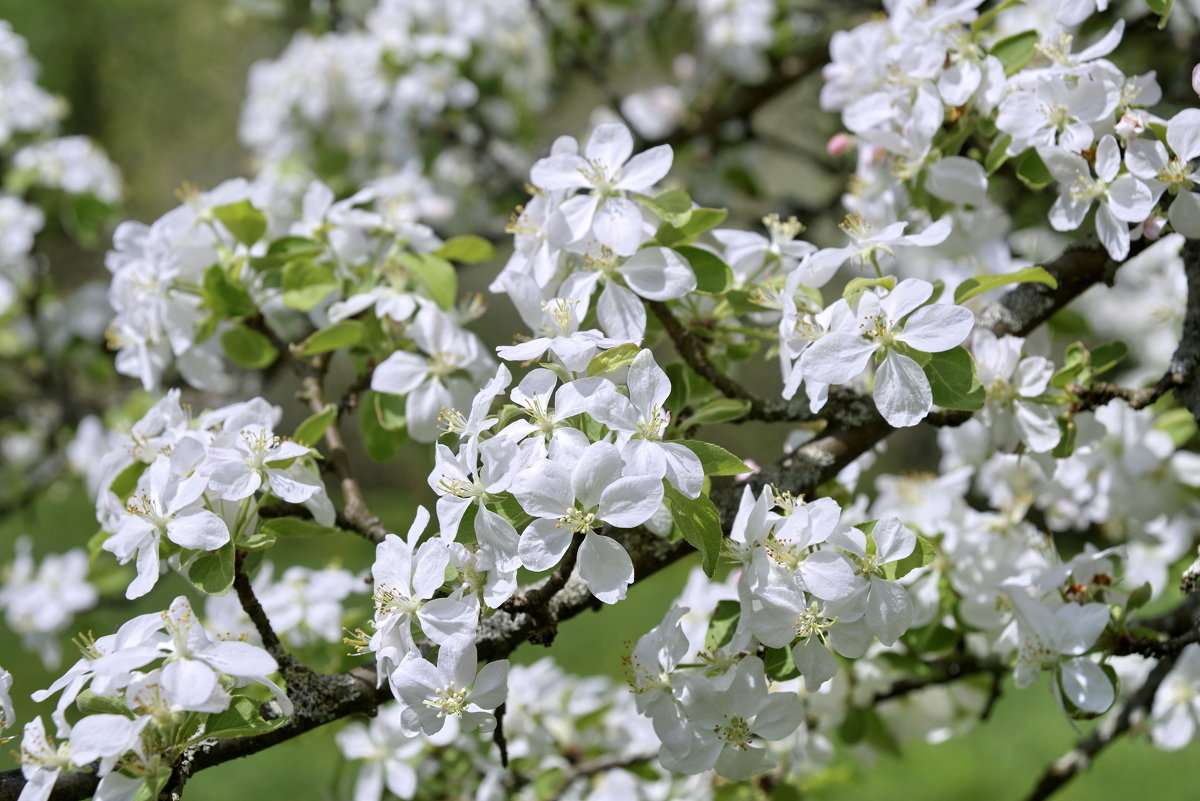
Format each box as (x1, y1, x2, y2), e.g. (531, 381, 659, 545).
(676, 246, 733, 295)
(991, 30, 1038, 75)
(1051, 416, 1076, 458)
(360, 390, 407, 460)
(400, 252, 458, 310)
(294, 404, 336, 446)
(1050, 342, 1089, 389)
(203, 264, 254, 318)
(843, 275, 895, 301)
(954, 266, 1058, 304)
(212, 199, 267, 246)
(187, 540, 235, 594)
(985, 135, 1012, 175)
(240, 527, 276, 551)
(764, 646, 800, 681)
(296, 320, 363, 355)
(1146, 0, 1175, 27)
(435, 235, 495, 264)
(1155, 407, 1197, 447)
(664, 362, 690, 416)
(918, 346, 984, 411)
(586, 342, 642, 376)
(1015, 148, 1054, 190)
(281, 259, 338, 311)
(109, 461, 148, 501)
(251, 236, 325, 271)
(1127, 581, 1153, 612)
(260, 517, 341, 538)
(886, 534, 937, 580)
(203, 694, 287, 739)
(678, 440, 751, 476)
(706, 599, 741, 651)
(638, 188, 693, 226)
(686, 398, 752, 426)
(1089, 340, 1128, 378)
(655, 207, 729, 246)
(664, 483, 723, 577)
(375, 392, 408, 431)
(221, 325, 277, 369)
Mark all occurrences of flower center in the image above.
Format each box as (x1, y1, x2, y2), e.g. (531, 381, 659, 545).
(423, 683, 470, 717)
(559, 507, 597, 534)
(715, 715, 755, 749)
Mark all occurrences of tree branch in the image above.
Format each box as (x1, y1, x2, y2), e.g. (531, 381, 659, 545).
(0, 241, 1141, 801)
(1021, 655, 1178, 801)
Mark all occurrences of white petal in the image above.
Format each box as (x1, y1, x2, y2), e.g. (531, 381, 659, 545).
(899, 304, 974, 352)
(529, 153, 591, 191)
(594, 197, 646, 256)
(616, 145, 673, 191)
(166, 509, 230, 551)
(1060, 658, 1115, 714)
(584, 124, 634, 173)
(800, 333, 876, 385)
(1170, 191, 1200, 238)
(599, 476, 664, 528)
(578, 531, 635, 604)
(866, 577, 912, 646)
(597, 281, 647, 340)
(518, 518, 574, 572)
(370, 352, 429, 396)
(874, 351, 932, 428)
(926, 157, 987, 205)
(618, 247, 696, 300)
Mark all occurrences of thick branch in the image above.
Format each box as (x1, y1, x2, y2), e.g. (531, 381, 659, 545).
(1167, 238, 1200, 421)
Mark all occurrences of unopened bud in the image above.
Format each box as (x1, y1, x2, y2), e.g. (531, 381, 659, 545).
(826, 133, 853, 157)
(1192, 63, 1200, 98)
(1142, 214, 1168, 241)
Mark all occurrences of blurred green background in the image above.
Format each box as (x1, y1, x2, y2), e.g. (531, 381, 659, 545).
(1, 1, 1199, 799)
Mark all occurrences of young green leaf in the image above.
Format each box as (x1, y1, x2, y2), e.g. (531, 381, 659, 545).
(221, 325, 277, 369)
(435, 235, 495, 264)
(664, 483, 723, 577)
(919, 346, 985, 411)
(953, 266, 1058, 304)
(296, 320, 364, 355)
(293, 404, 336, 446)
(686, 398, 752, 426)
(678, 440, 752, 476)
(676, 245, 733, 295)
(282, 259, 338, 311)
(211, 199, 267, 246)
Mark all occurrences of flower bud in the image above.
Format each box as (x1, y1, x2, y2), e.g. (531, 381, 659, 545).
(826, 132, 852, 157)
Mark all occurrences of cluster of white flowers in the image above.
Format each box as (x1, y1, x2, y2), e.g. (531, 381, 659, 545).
(0, 540, 97, 669)
(0, 22, 120, 275)
(337, 656, 713, 801)
(103, 172, 483, 394)
(240, 0, 551, 216)
(88, 390, 334, 599)
(17, 595, 287, 801)
(13, 0, 1200, 795)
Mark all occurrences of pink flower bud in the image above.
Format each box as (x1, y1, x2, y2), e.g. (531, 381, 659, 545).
(1193, 63, 1200, 97)
(826, 133, 852, 157)
(1142, 214, 1167, 241)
